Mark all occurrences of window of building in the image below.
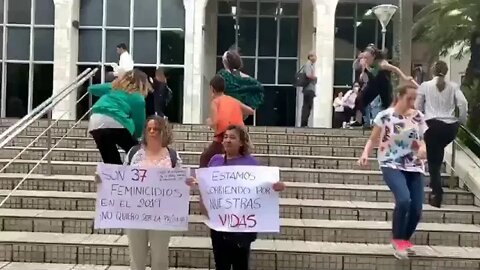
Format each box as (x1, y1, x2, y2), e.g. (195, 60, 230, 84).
(77, 0, 185, 122)
(0, 0, 55, 117)
(216, 0, 299, 127)
(216, 0, 299, 86)
(334, 2, 394, 91)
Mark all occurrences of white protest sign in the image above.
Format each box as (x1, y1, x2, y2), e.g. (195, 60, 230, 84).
(195, 165, 280, 233)
(94, 163, 190, 231)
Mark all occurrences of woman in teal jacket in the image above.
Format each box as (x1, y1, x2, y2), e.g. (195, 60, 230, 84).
(218, 49, 264, 111)
(88, 69, 150, 165)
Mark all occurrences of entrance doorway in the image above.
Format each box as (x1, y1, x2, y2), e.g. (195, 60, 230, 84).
(215, 0, 299, 126)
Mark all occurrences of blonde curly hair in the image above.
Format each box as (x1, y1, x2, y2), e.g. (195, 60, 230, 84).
(112, 69, 152, 96)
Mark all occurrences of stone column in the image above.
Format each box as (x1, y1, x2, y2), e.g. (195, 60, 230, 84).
(202, 0, 218, 120)
(397, 0, 413, 75)
(182, 0, 207, 124)
(296, 0, 315, 127)
(52, 0, 79, 120)
(311, 0, 338, 128)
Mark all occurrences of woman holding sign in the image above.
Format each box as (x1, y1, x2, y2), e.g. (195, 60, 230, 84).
(192, 125, 285, 270)
(122, 116, 193, 270)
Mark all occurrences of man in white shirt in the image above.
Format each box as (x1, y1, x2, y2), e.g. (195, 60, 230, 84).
(111, 43, 134, 77)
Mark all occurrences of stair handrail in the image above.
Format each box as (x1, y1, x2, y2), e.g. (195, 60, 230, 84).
(0, 68, 99, 208)
(0, 68, 98, 150)
(448, 124, 480, 188)
(0, 68, 93, 144)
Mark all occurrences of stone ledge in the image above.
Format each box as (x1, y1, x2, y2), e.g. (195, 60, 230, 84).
(445, 143, 480, 206)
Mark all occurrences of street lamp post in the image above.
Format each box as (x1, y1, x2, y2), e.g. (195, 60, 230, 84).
(372, 4, 398, 50)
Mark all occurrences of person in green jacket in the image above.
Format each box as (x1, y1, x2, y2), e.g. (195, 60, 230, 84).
(88, 69, 151, 165)
(217, 49, 264, 111)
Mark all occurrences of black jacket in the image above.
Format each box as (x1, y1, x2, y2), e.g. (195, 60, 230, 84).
(145, 80, 172, 117)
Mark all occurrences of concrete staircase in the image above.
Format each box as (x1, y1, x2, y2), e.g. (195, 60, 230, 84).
(0, 119, 479, 270)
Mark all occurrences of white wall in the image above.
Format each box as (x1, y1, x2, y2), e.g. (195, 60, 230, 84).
(52, 0, 80, 120)
(202, 0, 218, 121)
(441, 51, 469, 84)
(296, 0, 315, 127)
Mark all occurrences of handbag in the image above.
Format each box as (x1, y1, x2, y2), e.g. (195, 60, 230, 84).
(293, 65, 309, 87)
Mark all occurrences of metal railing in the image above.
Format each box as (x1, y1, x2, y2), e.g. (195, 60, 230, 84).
(449, 125, 480, 189)
(0, 67, 99, 207)
(0, 68, 93, 147)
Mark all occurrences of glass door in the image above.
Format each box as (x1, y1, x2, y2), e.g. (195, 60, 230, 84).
(216, 0, 299, 126)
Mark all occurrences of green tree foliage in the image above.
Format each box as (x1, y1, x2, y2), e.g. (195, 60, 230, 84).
(413, 0, 480, 144)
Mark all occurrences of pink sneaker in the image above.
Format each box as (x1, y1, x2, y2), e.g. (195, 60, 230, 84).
(403, 240, 415, 255)
(391, 239, 409, 260)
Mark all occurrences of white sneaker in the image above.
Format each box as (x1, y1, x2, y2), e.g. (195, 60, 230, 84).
(392, 240, 409, 260)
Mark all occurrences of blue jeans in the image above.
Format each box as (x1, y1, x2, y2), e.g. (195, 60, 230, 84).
(364, 98, 382, 126)
(381, 167, 424, 240)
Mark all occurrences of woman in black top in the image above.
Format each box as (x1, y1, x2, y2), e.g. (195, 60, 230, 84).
(356, 45, 416, 112)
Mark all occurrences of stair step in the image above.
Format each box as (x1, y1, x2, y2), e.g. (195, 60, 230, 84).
(0, 233, 479, 269)
(1, 126, 370, 144)
(0, 159, 449, 178)
(0, 172, 456, 190)
(0, 174, 469, 204)
(0, 152, 389, 171)
(0, 119, 371, 136)
(0, 262, 204, 270)
(1, 209, 479, 247)
(9, 137, 370, 154)
(0, 190, 478, 223)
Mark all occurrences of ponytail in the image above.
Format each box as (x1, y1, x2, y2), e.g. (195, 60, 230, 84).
(432, 61, 449, 92)
(436, 75, 446, 92)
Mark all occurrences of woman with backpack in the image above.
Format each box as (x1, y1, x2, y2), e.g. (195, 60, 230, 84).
(123, 116, 194, 270)
(88, 69, 150, 165)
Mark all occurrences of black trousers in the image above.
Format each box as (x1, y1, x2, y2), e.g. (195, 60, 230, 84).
(211, 230, 251, 270)
(90, 128, 138, 165)
(424, 119, 459, 200)
(333, 112, 344, 128)
(356, 84, 392, 111)
(301, 90, 315, 127)
(343, 107, 356, 123)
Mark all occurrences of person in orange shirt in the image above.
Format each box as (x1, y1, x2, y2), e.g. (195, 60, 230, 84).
(200, 75, 254, 168)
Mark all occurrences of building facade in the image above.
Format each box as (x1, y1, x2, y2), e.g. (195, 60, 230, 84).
(0, 0, 437, 128)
